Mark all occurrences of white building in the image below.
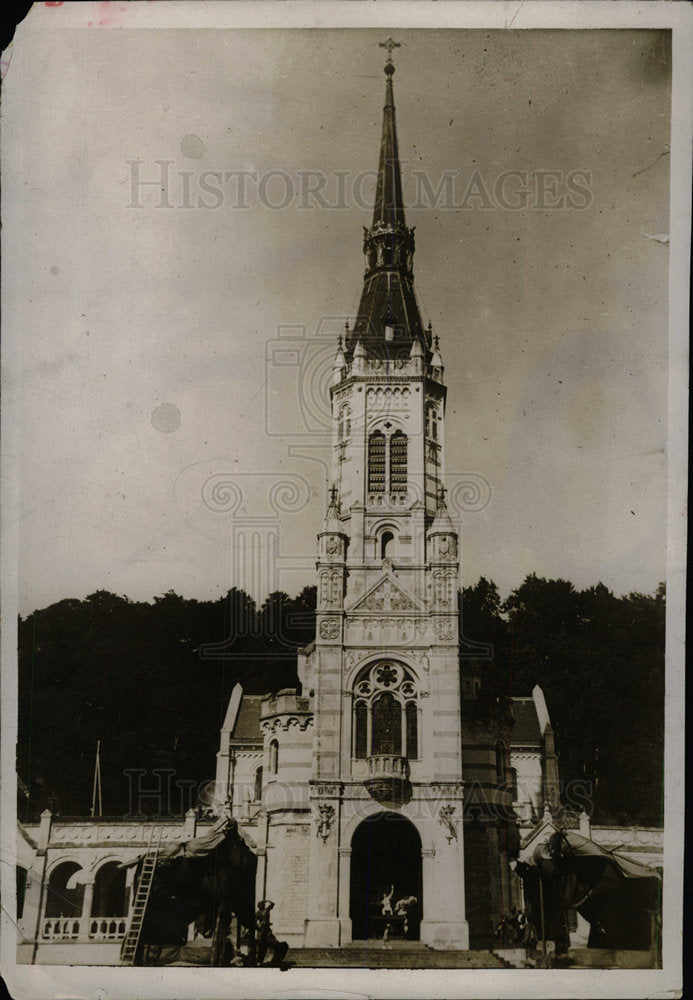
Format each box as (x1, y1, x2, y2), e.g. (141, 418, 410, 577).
(15, 46, 661, 967)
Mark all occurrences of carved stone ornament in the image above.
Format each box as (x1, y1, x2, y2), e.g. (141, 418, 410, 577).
(319, 570, 343, 609)
(431, 782, 464, 797)
(439, 804, 459, 843)
(435, 618, 455, 641)
(312, 782, 343, 797)
(315, 803, 336, 843)
(353, 577, 418, 613)
(319, 618, 340, 640)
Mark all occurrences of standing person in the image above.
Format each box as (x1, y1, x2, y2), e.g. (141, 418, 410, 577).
(380, 885, 395, 916)
(254, 900, 275, 966)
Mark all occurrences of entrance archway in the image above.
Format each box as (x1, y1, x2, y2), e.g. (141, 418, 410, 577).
(349, 812, 422, 941)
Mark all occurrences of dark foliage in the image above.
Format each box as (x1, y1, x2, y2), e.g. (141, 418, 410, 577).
(17, 586, 316, 820)
(18, 576, 664, 827)
(460, 575, 665, 827)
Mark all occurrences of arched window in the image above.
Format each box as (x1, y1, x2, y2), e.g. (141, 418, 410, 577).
(389, 431, 407, 492)
(496, 742, 506, 784)
(380, 530, 394, 560)
(45, 862, 84, 918)
(372, 692, 401, 755)
(269, 739, 279, 775)
(338, 404, 351, 441)
(368, 431, 386, 492)
(254, 765, 263, 801)
(510, 767, 519, 801)
(92, 861, 127, 918)
(352, 662, 419, 761)
(426, 404, 440, 441)
(354, 701, 368, 759)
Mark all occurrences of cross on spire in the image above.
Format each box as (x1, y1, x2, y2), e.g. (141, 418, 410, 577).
(379, 37, 401, 61)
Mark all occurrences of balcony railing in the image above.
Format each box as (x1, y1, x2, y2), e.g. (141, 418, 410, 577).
(41, 916, 129, 941)
(89, 917, 129, 940)
(41, 917, 82, 940)
(367, 754, 410, 779)
(365, 754, 412, 805)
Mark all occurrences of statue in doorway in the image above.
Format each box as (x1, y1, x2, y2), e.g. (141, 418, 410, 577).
(395, 895, 418, 937)
(380, 884, 395, 916)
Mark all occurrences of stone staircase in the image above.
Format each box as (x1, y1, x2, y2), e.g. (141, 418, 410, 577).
(290, 942, 511, 968)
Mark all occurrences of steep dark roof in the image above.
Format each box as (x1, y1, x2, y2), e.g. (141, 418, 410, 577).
(352, 268, 425, 348)
(229, 696, 263, 744)
(511, 697, 543, 745)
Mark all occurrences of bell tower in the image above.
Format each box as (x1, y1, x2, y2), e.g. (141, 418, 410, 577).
(299, 42, 470, 950)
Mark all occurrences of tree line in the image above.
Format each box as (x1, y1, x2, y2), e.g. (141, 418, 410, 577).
(17, 576, 664, 826)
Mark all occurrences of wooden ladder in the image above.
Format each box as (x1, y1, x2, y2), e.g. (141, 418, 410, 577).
(120, 826, 163, 965)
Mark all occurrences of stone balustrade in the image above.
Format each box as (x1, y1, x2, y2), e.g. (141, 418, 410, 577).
(89, 917, 129, 940)
(41, 916, 129, 941)
(366, 754, 410, 779)
(41, 917, 82, 940)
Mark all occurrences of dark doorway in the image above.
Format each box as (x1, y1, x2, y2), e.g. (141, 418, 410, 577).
(350, 812, 422, 941)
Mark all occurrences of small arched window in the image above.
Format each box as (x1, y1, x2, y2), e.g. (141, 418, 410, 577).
(496, 741, 506, 784)
(380, 531, 394, 560)
(389, 431, 407, 492)
(405, 701, 418, 760)
(368, 431, 386, 492)
(510, 767, 518, 801)
(254, 765, 263, 801)
(354, 701, 368, 759)
(269, 740, 279, 775)
(16, 867, 27, 921)
(426, 404, 440, 441)
(338, 404, 351, 441)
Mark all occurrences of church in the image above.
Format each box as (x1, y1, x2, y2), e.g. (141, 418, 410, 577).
(15, 44, 662, 966)
(207, 41, 520, 952)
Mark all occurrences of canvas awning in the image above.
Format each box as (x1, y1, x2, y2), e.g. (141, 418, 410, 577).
(517, 828, 661, 951)
(132, 816, 257, 961)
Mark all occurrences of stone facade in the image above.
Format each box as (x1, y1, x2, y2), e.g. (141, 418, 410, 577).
(14, 49, 663, 967)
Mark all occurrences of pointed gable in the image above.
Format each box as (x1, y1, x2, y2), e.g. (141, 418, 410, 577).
(348, 573, 420, 613)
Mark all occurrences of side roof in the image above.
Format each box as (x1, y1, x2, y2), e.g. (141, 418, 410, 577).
(221, 684, 263, 745)
(511, 685, 552, 745)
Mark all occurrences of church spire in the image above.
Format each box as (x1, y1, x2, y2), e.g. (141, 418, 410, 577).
(373, 39, 405, 229)
(347, 40, 428, 358)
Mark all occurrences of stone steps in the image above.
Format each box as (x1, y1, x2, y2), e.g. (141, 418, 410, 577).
(289, 946, 509, 968)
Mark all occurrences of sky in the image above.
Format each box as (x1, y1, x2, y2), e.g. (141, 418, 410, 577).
(4, 21, 672, 615)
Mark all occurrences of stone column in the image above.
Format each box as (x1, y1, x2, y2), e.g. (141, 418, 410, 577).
(304, 786, 342, 947)
(419, 808, 469, 950)
(337, 846, 352, 943)
(80, 879, 95, 940)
